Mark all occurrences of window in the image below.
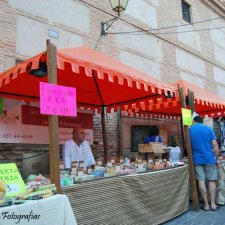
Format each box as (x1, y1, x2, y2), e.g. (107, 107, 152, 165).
(182, 1, 191, 23)
(131, 126, 150, 152)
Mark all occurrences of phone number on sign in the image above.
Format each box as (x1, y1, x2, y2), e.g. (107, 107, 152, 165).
(0, 133, 33, 139)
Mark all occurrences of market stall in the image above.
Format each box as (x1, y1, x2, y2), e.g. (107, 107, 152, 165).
(1, 43, 225, 224)
(0, 43, 192, 224)
(0, 44, 178, 186)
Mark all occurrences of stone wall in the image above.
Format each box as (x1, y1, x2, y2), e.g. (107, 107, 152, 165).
(0, 143, 49, 177)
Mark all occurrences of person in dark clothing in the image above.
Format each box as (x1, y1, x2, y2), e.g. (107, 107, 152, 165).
(144, 125, 163, 143)
(144, 125, 163, 161)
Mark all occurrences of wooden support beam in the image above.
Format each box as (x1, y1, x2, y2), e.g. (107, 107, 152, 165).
(47, 40, 61, 192)
(188, 90, 195, 114)
(179, 87, 199, 210)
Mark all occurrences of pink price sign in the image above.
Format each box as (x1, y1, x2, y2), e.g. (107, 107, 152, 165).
(40, 82, 77, 117)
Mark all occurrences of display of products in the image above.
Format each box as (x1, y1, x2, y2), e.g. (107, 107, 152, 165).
(59, 157, 183, 187)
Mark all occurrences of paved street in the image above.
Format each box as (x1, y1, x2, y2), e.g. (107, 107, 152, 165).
(164, 203, 225, 225)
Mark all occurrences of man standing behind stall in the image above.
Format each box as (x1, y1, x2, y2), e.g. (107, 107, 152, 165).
(190, 115, 219, 211)
(62, 127, 96, 169)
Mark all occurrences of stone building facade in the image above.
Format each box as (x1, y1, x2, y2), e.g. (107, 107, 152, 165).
(0, 0, 225, 174)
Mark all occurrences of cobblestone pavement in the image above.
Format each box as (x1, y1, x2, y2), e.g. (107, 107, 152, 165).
(163, 203, 225, 225)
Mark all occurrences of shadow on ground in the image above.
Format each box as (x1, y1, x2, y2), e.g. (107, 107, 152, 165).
(163, 203, 225, 225)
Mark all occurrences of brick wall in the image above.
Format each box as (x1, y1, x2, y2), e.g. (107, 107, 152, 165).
(0, 143, 49, 177)
(120, 116, 183, 157)
(92, 112, 119, 158)
(0, 0, 16, 72)
(76, 0, 225, 91)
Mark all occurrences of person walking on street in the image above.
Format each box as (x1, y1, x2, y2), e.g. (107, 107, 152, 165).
(190, 115, 220, 211)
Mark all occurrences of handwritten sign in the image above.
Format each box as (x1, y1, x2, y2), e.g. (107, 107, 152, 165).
(181, 108, 192, 126)
(0, 163, 26, 197)
(0, 97, 3, 115)
(40, 82, 77, 117)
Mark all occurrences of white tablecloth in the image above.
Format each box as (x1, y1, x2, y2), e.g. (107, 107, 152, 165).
(0, 194, 77, 225)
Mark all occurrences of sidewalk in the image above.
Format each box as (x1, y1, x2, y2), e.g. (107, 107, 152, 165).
(163, 203, 225, 225)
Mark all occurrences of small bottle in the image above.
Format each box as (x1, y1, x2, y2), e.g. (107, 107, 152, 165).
(143, 160, 147, 166)
(71, 161, 78, 176)
(111, 154, 117, 164)
(137, 157, 143, 163)
(163, 159, 167, 168)
(60, 161, 64, 170)
(77, 167, 84, 176)
(71, 161, 77, 168)
(107, 160, 112, 167)
(79, 160, 85, 168)
(87, 167, 92, 174)
(97, 159, 103, 166)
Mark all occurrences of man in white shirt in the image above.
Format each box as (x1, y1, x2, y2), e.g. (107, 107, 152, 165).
(62, 127, 96, 169)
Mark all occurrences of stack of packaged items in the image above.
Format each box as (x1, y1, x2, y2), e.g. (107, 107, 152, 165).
(18, 175, 56, 200)
(0, 175, 57, 207)
(60, 161, 95, 186)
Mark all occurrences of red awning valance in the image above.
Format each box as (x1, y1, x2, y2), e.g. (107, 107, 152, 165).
(0, 46, 176, 114)
(172, 80, 225, 118)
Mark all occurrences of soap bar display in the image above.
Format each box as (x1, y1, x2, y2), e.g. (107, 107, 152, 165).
(60, 157, 183, 186)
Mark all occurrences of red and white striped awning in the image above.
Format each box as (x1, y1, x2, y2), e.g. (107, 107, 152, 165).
(0, 46, 177, 116)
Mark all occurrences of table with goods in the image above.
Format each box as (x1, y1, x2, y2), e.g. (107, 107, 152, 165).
(61, 144, 189, 225)
(0, 175, 77, 225)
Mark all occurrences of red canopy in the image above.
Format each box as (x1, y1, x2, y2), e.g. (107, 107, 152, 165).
(0, 46, 176, 114)
(172, 80, 225, 118)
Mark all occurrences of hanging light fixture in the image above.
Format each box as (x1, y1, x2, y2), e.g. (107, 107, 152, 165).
(109, 0, 129, 15)
(101, 0, 129, 36)
(30, 62, 47, 77)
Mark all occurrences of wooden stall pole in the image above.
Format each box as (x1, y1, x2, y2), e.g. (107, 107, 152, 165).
(180, 118, 186, 158)
(179, 87, 199, 210)
(188, 90, 195, 113)
(47, 40, 61, 192)
(101, 106, 108, 163)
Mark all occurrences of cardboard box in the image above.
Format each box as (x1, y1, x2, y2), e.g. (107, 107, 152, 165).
(138, 143, 163, 153)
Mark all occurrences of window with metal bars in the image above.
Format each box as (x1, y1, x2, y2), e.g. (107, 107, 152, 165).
(182, 0, 191, 23)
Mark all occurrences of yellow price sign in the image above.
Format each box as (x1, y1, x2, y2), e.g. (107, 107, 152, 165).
(0, 163, 26, 197)
(181, 108, 192, 126)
